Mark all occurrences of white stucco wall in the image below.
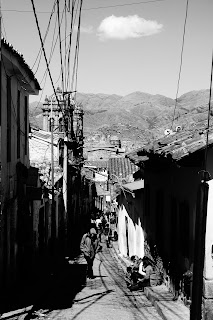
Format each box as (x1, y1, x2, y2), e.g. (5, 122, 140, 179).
(117, 204, 144, 259)
(135, 218, 144, 258)
(118, 206, 127, 257)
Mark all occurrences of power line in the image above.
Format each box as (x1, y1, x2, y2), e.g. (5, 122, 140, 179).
(30, 0, 60, 108)
(204, 48, 213, 174)
(70, 0, 83, 95)
(32, 0, 57, 75)
(57, 0, 64, 92)
(171, 0, 189, 130)
(81, 0, 166, 11)
(2, 0, 167, 13)
(66, 0, 80, 91)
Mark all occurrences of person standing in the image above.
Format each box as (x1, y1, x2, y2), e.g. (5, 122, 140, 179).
(80, 228, 100, 279)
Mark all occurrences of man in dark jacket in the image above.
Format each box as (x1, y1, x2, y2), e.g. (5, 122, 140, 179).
(80, 228, 100, 278)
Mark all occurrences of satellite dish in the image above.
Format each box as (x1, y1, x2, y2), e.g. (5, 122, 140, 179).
(176, 125, 182, 132)
(164, 129, 172, 135)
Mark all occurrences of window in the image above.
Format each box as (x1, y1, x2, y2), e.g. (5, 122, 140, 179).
(7, 76, 11, 162)
(17, 90, 20, 158)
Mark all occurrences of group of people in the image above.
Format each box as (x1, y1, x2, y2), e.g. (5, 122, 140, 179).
(79, 212, 110, 279)
(80, 211, 155, 288)
(126, 255, 155, 291)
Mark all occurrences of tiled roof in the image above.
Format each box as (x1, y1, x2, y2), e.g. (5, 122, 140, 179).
(31, 130, 62, 145)
(2, 38, 41, 90)
(108, 157, 138, 180)
(127, 120, 213, 164)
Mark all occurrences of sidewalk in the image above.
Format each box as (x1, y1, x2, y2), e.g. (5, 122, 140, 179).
(111, 240, 190, 320)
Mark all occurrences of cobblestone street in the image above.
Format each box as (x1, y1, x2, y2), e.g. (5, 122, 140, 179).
(11, 240, 162, 320)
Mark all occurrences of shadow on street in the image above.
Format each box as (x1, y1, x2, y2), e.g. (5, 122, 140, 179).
(1, 258, 87, 317)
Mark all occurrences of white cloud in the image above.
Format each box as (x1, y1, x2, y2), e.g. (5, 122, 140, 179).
(97, 15, 163, 40)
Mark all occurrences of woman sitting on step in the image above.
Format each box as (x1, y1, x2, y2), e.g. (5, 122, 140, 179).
(127, 256, 155, 291)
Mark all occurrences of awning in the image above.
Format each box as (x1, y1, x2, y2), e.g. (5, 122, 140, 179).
(122, 179, 144, 191)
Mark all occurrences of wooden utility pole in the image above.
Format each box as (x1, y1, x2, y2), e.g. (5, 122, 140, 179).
(62, 91, 76, 213)
(50, 97, 55, 248)
(63, 135, 68, 214)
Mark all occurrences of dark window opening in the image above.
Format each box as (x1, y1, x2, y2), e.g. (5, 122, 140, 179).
(7, 76, 11, 162)
(17, 90, 20, 159)
(24, 96, 28, 155)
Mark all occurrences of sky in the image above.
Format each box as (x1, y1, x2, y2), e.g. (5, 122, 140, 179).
(1, 0, 213, 103)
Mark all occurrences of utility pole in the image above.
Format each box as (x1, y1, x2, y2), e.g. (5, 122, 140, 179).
(62, 91, 76, 214)
(50, 97, 55, 252)
(63, 135, 68, 214)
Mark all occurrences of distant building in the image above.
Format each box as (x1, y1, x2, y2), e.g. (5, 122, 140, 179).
(110, 135, 121, 148)
(85, 135, 125, 163)
(42, 87, 65, 132)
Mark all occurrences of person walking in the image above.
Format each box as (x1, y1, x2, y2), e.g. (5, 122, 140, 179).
(80, 228, 101, 279)
(95, 216, 103, 242)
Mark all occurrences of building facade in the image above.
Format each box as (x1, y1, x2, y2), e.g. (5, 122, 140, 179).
(127, 123, 213, 319)
(0, 39, 40, 295)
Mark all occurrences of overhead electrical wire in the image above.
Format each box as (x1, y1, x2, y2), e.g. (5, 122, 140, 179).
(40, 12, 59, 86)
(30, 0, 60, 108)
(57, 0, 65, 93)
(32, 0, 57, 74)
(2, 0, 166, 13)
(71, 2, 82, 96)
(64, 0, 67, 88)
(204, 49, 213, 175)
(69, 0, 83, 95)
(66, 0, 79, 91)
(81, 0, 165, 11)
(30, 5, 60, 123)
(171, 0, 189, 130)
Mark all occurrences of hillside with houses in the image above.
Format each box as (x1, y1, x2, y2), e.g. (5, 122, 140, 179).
(30, 89, 213, 152)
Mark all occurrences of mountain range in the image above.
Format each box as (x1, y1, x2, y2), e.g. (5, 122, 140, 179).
(29, 89, 213, 151)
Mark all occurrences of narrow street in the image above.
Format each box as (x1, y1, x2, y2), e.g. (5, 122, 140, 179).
(10, 238, 162, 320)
